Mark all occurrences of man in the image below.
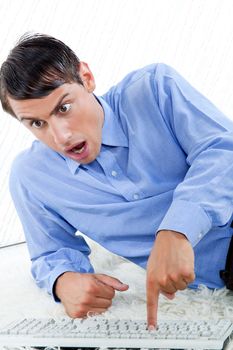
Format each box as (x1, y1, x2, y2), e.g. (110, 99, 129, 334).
(1, 33, 233, 329)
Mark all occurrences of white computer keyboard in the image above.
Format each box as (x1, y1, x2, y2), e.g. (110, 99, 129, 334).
(0, 317, 232, 349)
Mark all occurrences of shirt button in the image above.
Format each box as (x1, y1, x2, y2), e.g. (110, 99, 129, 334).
(111, 170, 117, 177)
(133, 193, 139, 200)
(198, 233, 203, 239)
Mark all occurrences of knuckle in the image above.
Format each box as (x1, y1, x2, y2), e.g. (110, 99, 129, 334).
(85, 283, 96, 294)
(169, 273, 179, 283)
(81, 295, 92, 305)
(182, 265, 194, 278)
(67, 308, 85, 319)
(180, 284, 187, 291)
(76, 305, 87, 316)
(107, 299, 112, 308)
(84, 284, 92, 293)
(189, 270, 196, 281)
(66, 309, 75, 318)
(158, 276, 168, 288)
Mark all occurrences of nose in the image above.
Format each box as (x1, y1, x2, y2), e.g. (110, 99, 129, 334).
(49, 118, 72, 146)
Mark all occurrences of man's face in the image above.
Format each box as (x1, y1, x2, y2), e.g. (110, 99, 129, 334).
(7, 63, 104, 164)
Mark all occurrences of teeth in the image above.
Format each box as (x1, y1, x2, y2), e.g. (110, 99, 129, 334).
(73, 145, 85, 154)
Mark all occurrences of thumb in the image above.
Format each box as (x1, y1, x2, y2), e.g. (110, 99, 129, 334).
(96, 274, 129, 291)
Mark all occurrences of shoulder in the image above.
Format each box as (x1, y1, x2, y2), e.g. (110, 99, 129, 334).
(117, 63, 175, 88)
(11, 140, 51, 172)
(10, 140, 64, 187)
(102, 63, 176, 103)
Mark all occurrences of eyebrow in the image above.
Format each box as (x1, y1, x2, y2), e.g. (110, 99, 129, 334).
(19, 93, 70, 122)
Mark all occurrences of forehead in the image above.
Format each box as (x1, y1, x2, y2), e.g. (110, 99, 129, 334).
(7, 83, 77, 119)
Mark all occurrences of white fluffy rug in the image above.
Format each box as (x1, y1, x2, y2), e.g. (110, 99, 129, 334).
(1, 239, 233, 349)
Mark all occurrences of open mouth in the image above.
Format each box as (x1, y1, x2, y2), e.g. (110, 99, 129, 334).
(70, 141, 86, 154)
(65, 141, 89, 161)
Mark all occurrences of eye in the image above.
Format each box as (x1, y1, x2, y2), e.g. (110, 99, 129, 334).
(31, 120, 45, 129)
(59, 103, 71, 113)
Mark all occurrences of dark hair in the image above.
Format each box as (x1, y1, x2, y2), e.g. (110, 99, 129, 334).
(0, 33, 83, 117)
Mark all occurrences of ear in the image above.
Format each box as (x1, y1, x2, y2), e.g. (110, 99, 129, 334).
(78, 62, 96, 92)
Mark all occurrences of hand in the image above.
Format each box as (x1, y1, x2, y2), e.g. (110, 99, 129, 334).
(55, 272, 129, 318)
(146, 230, 195, 329)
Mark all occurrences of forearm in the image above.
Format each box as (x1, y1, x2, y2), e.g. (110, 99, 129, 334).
(155, 64, 233, 245)
(31, 248, 94, 299)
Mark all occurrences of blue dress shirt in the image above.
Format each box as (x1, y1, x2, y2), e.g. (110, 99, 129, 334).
(9, 63, 233, 298)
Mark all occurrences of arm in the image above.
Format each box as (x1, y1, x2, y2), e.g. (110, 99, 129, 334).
(9, 164, 128, 317)
(147, 63, 233, 327)
(156, 63, 233, 238)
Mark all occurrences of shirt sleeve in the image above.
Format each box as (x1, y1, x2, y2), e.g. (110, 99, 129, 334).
(154, 63, 233, 246)
(9, 163, 94, 300)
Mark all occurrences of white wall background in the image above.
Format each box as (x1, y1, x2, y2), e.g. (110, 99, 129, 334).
(1, 0, 233, 246)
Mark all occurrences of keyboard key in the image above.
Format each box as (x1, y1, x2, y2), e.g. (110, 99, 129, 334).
(0, 317, 233, 349)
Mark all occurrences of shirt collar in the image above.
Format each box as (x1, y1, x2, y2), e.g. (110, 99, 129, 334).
(64, 95, 128, 175)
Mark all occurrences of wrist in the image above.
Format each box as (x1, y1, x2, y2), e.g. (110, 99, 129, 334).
(54, 271, 81, 300)
(157, 229, 188, 240)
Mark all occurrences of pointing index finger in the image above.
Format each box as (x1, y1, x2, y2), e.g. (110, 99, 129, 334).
(146, 284, 160, 329)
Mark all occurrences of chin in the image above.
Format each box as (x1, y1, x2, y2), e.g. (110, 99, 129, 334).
(81, 153, 98, 165)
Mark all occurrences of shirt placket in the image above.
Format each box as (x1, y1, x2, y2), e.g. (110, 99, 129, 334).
(97, 147, 145, 202)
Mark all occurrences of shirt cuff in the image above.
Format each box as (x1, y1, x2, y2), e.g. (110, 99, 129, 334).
(157, 199, 212, 246)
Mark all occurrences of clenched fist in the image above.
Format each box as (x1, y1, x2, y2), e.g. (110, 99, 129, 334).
(55, 272, 129, 318)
